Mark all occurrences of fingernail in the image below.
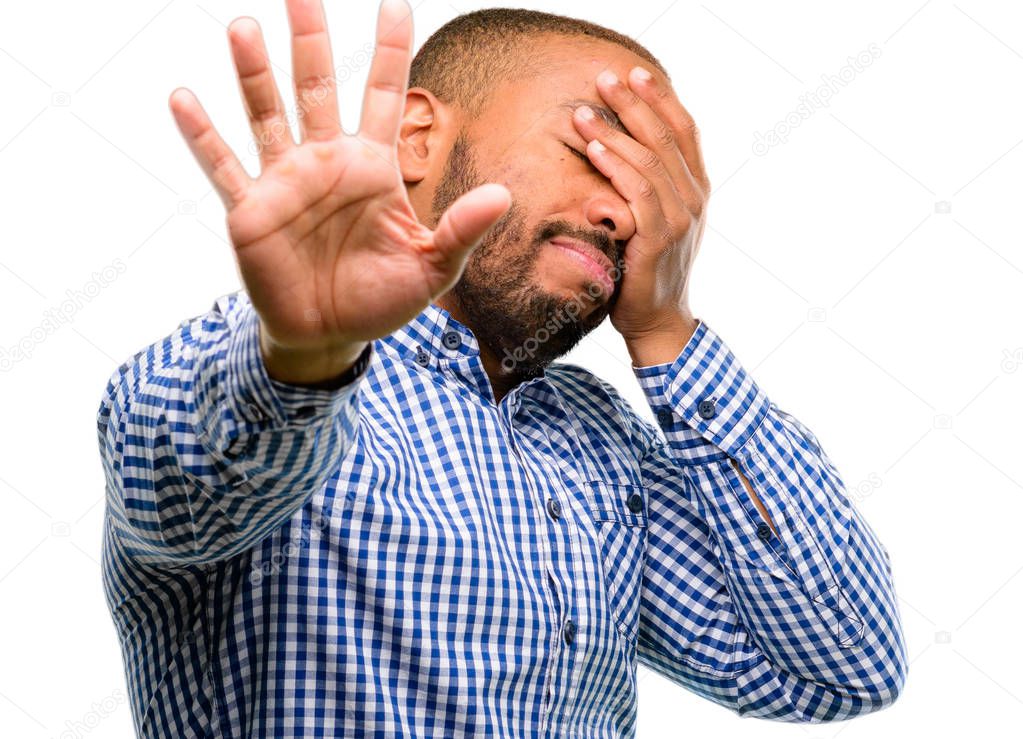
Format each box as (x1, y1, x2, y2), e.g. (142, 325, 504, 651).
(591, 140, 606, 153)
(632, 67, 653, 83)
(598, 70, 618, 86)
(578, 105, 595, 120)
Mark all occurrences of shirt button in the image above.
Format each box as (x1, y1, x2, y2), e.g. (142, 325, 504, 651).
(697, 398, 717, 419)
(414, 349, 430, 366)
(563, 619, 577, 645)
(756, 522, 773, 541)
(545, 498, 562, 521)
(293, 406, 315, 419)
(626, 492, 644, 514)
(442, 330, 462, 350)
(656, 408, 673, 427)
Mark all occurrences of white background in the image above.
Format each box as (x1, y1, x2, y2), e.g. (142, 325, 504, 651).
(1, 0, 1020, 736)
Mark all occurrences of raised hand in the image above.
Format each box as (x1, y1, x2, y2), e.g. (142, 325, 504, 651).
(169, 0, 511, 384)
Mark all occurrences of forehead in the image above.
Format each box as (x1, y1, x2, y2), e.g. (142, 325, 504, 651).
(472, 36, 666, 139)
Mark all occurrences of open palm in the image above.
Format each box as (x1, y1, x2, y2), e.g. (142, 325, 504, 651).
(169, 0, 510, 362)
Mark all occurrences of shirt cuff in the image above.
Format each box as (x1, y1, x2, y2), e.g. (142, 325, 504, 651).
(633, 320, 770, 461)
(226, 302, 370, 428)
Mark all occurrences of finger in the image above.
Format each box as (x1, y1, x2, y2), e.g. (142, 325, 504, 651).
(628, 66, 709, 193)
(285, 0, 342, 141)
(428, 183, 512, 269)
(594, 69, 703, 215)
(585, 138, 683, 261)
(229, 17, 294, 163)
(358, 0, 413, 147)
(169, 88, 251, 209)
(573, 105, 690, 226)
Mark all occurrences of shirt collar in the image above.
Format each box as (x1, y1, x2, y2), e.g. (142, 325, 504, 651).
(377, 302, 551, 404)
(378, 302, 478, 363)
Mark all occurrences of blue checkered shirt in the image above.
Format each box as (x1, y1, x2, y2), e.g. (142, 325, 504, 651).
(97, 289, 907, 737)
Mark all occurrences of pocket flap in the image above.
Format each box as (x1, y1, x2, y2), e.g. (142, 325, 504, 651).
(585, 481, 647, 527)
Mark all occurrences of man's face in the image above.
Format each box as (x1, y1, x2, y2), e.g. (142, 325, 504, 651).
(427, 37, 660, 377)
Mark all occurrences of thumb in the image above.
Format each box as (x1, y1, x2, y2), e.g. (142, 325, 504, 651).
(430, 183, 512, 267)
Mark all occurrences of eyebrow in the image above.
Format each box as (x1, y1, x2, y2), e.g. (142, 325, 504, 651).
(558, 99, 628, 136)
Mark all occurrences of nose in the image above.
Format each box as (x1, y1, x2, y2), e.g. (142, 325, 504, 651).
(583, 186, 636, 244)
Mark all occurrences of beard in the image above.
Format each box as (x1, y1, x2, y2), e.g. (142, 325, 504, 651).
(430, 131, 623, 379)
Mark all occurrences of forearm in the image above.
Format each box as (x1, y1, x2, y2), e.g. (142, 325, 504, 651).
(626, 315, 778, 534)
(633, 320, 908, 710)
(97, 291, 367, 566)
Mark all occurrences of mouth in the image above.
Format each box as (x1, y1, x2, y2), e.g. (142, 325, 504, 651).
(547, 237, 616, 298)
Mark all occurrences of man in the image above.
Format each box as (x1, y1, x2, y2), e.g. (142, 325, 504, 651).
(96, 0, 907, 736)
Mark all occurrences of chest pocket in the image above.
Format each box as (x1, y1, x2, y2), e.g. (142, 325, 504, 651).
(585, 480, 648, 643)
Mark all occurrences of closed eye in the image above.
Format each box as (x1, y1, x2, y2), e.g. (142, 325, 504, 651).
(564, 143, 589, 161)
(564, 143, 599, 173)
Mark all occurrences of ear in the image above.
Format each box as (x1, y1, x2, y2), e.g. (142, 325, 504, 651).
(397, 87, 448, 184)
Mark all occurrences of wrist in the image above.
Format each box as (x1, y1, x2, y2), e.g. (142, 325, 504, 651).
(623, 313, 699, 367)
(259, 323, 369, 388)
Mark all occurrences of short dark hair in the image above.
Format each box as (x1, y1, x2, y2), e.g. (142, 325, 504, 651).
(409, 8, 668, 119)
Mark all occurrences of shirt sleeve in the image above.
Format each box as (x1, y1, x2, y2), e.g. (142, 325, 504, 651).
(631, 320, 908, 722)
(95, 289, 368, 567)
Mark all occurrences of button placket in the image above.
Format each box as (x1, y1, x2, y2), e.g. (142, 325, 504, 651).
(510, 414, 586, 727)
(505, 424, 562, 671)
(542, 566, 561, 719)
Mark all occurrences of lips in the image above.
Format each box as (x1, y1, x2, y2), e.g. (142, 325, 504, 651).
(548, 237, 616, 297)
